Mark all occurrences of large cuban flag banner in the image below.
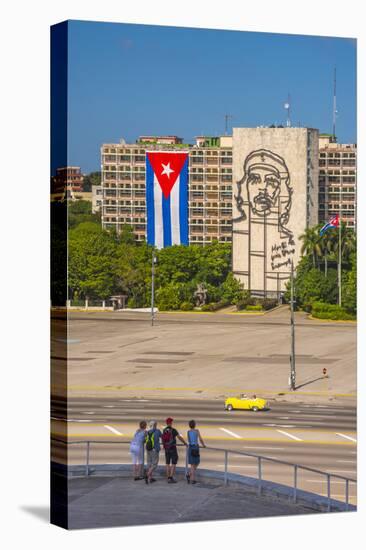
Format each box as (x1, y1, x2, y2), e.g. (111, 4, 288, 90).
(146, 151, 189, 248)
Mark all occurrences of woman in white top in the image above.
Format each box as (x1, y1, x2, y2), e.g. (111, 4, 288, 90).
(130, 420, 147, 480)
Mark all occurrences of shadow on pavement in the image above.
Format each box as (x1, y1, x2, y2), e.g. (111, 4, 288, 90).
(296, 376, 326, 390)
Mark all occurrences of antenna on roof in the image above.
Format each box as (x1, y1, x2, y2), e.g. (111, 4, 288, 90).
(224, 114, 233, 136)
(284, 94, 291, 127)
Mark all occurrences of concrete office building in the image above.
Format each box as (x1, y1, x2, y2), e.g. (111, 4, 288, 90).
(101, 135, 233, 244)
(318, 135, 357, 229)
(51, 166, 84, 201)
(92, 185, 103, 213)
(232, 127, 319, 298)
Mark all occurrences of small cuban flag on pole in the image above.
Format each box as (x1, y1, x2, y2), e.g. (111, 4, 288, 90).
(146, 151, 189, 248)
(319, 214, 339, 236)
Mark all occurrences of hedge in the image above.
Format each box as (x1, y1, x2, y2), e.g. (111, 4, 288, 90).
(199, 300, 230, 312)
(311, 301, 356, 320)
(245, 304, 262, 311)
(180, 301, 194, 311)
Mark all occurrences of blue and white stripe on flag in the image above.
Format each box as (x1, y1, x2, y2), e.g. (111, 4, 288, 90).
(146, 151, 189, 248)
(319, 214, 339, 236)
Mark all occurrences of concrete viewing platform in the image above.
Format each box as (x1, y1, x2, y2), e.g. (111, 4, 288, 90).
(51, 465, 355, 530)
(67, 474, 315, 529)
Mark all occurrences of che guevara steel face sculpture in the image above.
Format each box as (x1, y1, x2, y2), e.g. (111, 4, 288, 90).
(234, 148, 294, 241)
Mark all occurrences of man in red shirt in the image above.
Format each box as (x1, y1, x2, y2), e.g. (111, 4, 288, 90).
(162, 417, 187, 483)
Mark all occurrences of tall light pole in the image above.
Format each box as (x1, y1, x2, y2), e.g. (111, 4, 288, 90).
(290, 260, 296, 390)
(151, 249, 156, 326)
(338, 213, 342, 307)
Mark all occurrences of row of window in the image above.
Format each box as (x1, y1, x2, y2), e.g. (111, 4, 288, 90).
(319, 152, 356, 158)
(319, 170, 355, 175)
(319, 160, 356, 167)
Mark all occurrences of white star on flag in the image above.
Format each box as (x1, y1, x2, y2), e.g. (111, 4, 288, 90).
(161, 162, 174, 178)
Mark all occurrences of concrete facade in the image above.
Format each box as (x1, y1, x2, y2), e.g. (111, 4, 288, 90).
(318, 135, 357, 229)
(101, 136, 233, 244)
(232, 127, 319, 298)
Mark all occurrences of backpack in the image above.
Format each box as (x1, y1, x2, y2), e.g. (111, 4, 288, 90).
(162, 427, 174, 449)
(145, 430, 155, 451)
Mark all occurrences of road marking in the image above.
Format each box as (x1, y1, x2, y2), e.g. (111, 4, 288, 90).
(67, 419, 92, 423)
(82, 412, 95, 415)
(104, 425, 123, 436)
(103, 405, 115, 408)
(278, 417, 290, 420)
(220, 427, 242, 439)
(264, 424, 297, 428)
(288, 413, 339, 418)
(336, 433, 357, 443)
(119, 399, 160, 402)
(277, 430, 302, 441)
(336, 460, 356, 464)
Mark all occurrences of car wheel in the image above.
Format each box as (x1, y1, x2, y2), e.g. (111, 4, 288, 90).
(227, 404, 233, 411)
(251, 406, 259, 412)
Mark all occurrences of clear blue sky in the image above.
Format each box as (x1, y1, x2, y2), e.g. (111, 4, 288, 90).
(66, 20, 357, 174)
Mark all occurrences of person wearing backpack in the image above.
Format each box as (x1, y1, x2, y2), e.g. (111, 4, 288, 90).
(145, 420, 162, 484)
(186, 419, 206, 485)
(129, 420, 147, 480)
(162, 417, 187, 483)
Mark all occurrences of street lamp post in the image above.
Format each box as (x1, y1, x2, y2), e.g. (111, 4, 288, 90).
(290, 260, 296, 391)
(151, 249, 156, 326)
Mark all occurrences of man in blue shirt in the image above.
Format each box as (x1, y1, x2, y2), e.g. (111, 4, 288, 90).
(145, 420, 162, 484)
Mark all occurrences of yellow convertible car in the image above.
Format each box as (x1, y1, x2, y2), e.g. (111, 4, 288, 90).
(225, 394, 268, 412)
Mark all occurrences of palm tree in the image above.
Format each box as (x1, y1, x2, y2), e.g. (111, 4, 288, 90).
(333, 223, 356, 265)
(320, 233, 330, 276)
(299, 226, 323, 267)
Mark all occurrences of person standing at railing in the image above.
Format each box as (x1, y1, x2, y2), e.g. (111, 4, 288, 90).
(145, 420, 162, 484)
(162, 417, 187, 484)
(129, 420, 147, 480)
(186, 420, 206, 484)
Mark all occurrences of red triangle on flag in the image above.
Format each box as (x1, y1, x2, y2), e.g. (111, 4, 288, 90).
(147, 152, 188, 199)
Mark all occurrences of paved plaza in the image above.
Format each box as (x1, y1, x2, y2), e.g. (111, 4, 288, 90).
(53, 307, 356, 401)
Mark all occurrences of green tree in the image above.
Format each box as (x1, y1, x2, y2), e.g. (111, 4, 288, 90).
(68, 200, 100, 229)
(220, 272, 248, 304)
(342, 253, 357, 314)
(299, 226, 323, 267)
(285, 255, 338, 306)
(82, 171, 101, 191)
(155, 282, 191, 311)
(115, 243, 152, 307)
(333, 223, 356, 267)
(68, 222, 118, 299)
(118, 224, 135, 245)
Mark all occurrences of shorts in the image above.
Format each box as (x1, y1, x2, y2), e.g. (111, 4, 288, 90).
(165, 448, 178, 465)
(130, 448, 144, 465)
(188, 445, 200, 466)
(146, 449, 159, 470)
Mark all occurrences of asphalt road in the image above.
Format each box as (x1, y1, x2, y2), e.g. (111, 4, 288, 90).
(51, 397, 357, 505)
